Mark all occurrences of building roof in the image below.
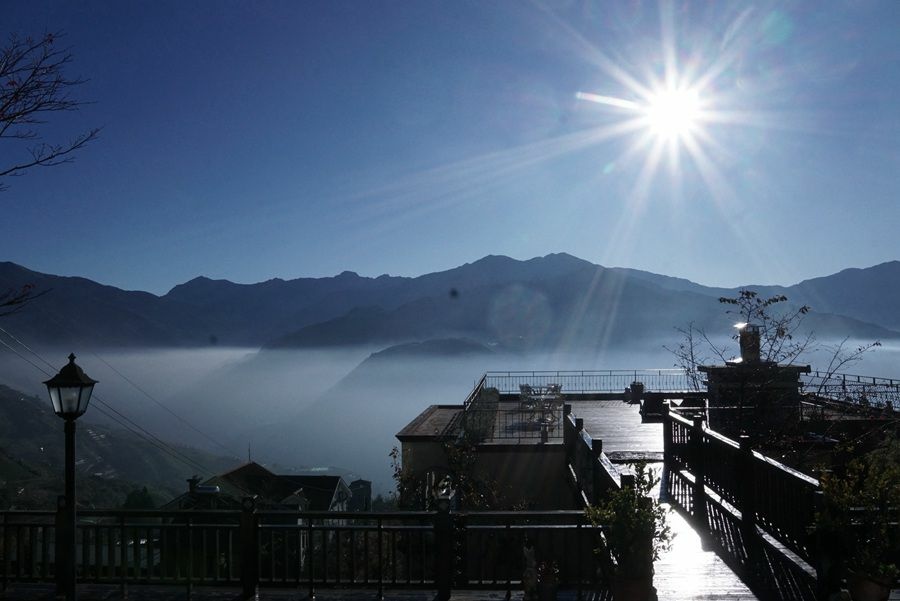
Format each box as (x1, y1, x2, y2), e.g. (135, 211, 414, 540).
(203, 461, 284, 500)
(160, 489, 243, 511)
(277, 475, 348, 511)
(162, 462, 351, 511)
(396, 405, 462, 440)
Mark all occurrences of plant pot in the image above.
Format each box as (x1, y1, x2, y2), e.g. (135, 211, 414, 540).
(538, 580, 558, 601)
(611, 576, 657, 601)
(848, 571, 892, 601)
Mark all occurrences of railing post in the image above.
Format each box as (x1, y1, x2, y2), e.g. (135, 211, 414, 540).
(563, 408, 574, 458)
(591, 439, 603, 504)
(2, 512, 8, 594)
(662, 402, 672, 466)
(55, 495, 66, 596)
(240, 496, 259, 600)
(738, 436, 756, 531)
(690, 416, 707, 524)
(812, 490, 836, 601)
(434, 494, 453, 601)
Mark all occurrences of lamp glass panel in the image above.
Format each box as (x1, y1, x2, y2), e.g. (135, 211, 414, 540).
(48, 387, 63, 414)
(60, 387, 82, 415)
(79, 384, 94, 413)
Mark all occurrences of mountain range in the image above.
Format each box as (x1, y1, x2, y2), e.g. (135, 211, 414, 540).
(2, 254, 899, 352)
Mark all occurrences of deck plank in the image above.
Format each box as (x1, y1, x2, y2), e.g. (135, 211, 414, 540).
(572, 399, 663, 454)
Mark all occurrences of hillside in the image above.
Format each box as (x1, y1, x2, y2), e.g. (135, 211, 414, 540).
(0, 384, 238, 508)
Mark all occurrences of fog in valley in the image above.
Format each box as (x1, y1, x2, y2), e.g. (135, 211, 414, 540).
(3, 333, 896, 495)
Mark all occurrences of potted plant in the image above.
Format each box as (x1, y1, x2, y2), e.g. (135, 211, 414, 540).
(818, 440, 899, 601)
(536, 560, 559, 601)
(586, 462, 672, 601)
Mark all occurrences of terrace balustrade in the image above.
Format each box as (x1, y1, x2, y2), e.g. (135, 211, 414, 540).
(0, 505, 601, 599)
(660, 405, 900, 601)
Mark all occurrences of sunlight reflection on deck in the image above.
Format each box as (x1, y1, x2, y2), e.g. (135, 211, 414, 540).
(655, 496, 759, 600)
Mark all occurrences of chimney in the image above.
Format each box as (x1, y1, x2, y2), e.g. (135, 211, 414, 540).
(187, 475, 201, 493)
(739, 324, 761, 363)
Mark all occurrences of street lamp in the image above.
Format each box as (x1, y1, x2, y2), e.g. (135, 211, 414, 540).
(44, 353, 97, 601)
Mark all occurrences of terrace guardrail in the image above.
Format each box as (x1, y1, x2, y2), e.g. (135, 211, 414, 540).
(485, 370, 698, 395)
(800, 370, 900, 410)
(663, 406, 823, 600)
(0, 505, 601, 599)
(478, 368, 900, 409)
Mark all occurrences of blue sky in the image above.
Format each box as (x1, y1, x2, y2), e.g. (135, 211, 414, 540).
(3, 1, 900, 294)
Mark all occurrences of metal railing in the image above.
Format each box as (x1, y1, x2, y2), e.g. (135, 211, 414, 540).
(476, 368, 900, 409)
(0, 506, 601, 598)
(485, 370, 697, 395)
(800, 370, 900, 410)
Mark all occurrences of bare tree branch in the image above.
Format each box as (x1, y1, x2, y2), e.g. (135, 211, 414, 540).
(719, 290, 811, 364)
(0, 31, 98, 190)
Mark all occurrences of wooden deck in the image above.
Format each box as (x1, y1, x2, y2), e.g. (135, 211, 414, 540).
(571, 399, 663, 454)
(570, 400, 761, 601)
(654, 499, 758, 601)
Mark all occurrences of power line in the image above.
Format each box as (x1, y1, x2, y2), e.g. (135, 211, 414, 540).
(0, 333, 213, 476)
(0, 322, 240, 458)
(87, 351, 239, 457)
(0, 332, 217, 478)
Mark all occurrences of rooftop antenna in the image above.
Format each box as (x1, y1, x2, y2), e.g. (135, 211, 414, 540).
(248, 441, 251, 463)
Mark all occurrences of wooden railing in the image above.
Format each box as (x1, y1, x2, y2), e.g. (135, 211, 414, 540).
(663, 405, 825, 601)
(663, 406, 819, 561)
(0, 503, 601, 599)
(563, 406, 622, 507)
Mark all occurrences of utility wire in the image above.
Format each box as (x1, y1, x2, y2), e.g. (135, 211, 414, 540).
(87, 351, 239, 457)
(0, 332, 216, 478)
(0, 334, 213, 477)
(0, 322, 240, 459)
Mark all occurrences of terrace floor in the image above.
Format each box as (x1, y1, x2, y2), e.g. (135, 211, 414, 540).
(653, 496, 758, 600)
(570, 399, 663, 457)
(569, 399, 760, 601)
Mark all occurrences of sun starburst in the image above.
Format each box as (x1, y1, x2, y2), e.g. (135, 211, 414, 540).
(644, 87, 702, 140)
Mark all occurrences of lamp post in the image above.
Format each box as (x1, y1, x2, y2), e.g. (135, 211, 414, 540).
(44, 354, 97, 601)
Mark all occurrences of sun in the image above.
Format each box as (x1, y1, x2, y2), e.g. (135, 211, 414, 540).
(644, 87, 701, 140)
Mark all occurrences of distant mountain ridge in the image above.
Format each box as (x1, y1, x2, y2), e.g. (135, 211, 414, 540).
(2, 255, 899, 351)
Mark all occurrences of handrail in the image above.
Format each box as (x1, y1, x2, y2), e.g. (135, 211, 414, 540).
(563, 408, 621, 506)
(801, 370, 900, 410)
(484, 369, 698, 394)
(663, 407, 820, 563)
(479, 368, 900, 407)
(462, 373, 487, 411)
(803, 370, 900, 388)
(0, 506, 605, 597)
